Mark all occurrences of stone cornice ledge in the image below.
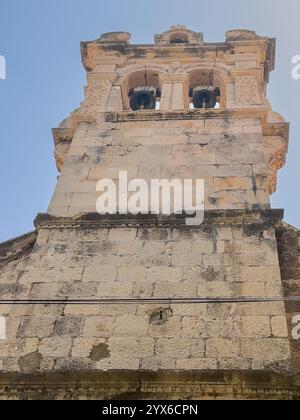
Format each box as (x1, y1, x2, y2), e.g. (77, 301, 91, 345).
(34, 209, 284, 230)
(105, 108, 273, 123)
(0, 231, 37, 264)
(0, 370, 299, 400)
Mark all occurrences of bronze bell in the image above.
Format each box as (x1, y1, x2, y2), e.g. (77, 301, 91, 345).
(129, 90, 156, 111)
(192, 89, 218, 109)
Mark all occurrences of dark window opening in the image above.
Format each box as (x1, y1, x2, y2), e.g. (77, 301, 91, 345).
(170, 33, 189, 44)
(170, 38, 188, 44)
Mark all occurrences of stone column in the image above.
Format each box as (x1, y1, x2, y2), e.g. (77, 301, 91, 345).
(160, 75, 188, 111)
(106, 85, 124, 112)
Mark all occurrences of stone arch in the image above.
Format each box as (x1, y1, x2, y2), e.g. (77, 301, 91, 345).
(176, 63, 232, 109)
(117, 64, 169, 110)
(117, 63, 169, 80)
(176, 62, 232, 77)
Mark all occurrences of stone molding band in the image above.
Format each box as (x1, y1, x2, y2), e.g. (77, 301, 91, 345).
(34, 209, 284, 230)
(0, 371, 299, 400)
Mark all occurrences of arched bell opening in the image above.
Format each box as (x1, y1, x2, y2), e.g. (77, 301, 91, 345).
(188, 69, 222, 110)
(169, 33, 189, 44)
(126, 70, 162, 111)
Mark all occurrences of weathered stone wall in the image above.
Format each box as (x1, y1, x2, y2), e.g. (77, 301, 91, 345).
(276, 224, 300, 370)
(0, 211, 291, 374)
(48, 116, 269, 217)
(0, 27, 296, 399)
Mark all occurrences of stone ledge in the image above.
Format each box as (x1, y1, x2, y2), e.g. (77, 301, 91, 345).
(105, 109, 271, 123)
(0, 370, 299, 400)
(34, 209, 284, 230)
(0, 231, 37, 264)
(105, 109, 231, 123)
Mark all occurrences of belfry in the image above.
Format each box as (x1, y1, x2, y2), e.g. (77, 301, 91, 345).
(0, 26, 300, 400)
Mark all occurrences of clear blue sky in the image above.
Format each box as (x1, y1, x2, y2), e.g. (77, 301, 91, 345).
(0, 0, 299, 242)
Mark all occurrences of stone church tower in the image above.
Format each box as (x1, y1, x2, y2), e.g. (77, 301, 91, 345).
(0, 26, 299, 399)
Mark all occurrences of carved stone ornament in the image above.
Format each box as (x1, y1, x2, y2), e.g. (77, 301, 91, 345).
(276, 226, 299, 280)
(235, 76, 262, 106)
(263, 136, 288, 194)
(54, 142, 71, 172)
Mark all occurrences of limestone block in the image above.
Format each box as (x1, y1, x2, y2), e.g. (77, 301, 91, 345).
(239, 316, 271, 338)
(3, 358, 20, 372)
(5, 318, 21, 340)
(176, 358, 217, 370)
(233, 282, 266, 298)
(140, 357, 176, 370)
(29, 283, 59, 299)
(239, 266, 281, 283)
(206, 338, 240, 359)
(70, 193, 98, 210)
(181, 317, 206, 339)
(214, 177, 253, 190)
(271, 317, 289, 338)
(58, 282, 98, 298)
(95, 357, 140, 371)
(18, 317, 56, 339)
(156, 338, 201, 359)
(217, 227, 233, 240)
(235, 252, 279, 267)
(97, 282, 132, 298)
(239, 302, 286, 317)
(108, 337, 155, 358)
(97, 304, 137, 317)
(118, 241, 142, 256)
(83, 316, 115, 338)
(171, 304, 207, 317)
(146, 267, 182, 283)
(165, 241, 192, 255)
(113, 315, 149, 337)
(39, 337, 72, 358)
(71, 338, 106, 358)
(117, 266, 145, 282)
(203, 282, 233, 298)
(20, 339, 40, 357)
(153, 281, 196, 298)
(192, 240, 215, 254)
(234, 118, 261, 127)
(108, 229, 137, 242)
(82, 266, 117, 283)
(244, 125, 262, 134)
(54, 316, 84, 337)
(241, 339, 290, 361)
(131, 281, 154, 298)
(149, 317, 182, 338)
(218, 358, 252, 370)
(64, 304, 101, 317)
(88, 166, 139, 181)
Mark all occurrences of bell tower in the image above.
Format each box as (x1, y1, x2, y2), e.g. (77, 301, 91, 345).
(1, 26, 300, 400)
(49, 26, 286, 216)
